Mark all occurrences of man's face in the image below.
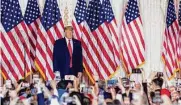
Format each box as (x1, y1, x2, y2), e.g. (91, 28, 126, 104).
(65, 29, 73, 39)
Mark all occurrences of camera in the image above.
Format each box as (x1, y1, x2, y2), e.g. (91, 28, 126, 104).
(152, 91, 163, 104)
(107, 79, 118, 87)
(64, 75, 75, 81)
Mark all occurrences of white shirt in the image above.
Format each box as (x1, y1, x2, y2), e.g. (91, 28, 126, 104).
(65, 37, 73, 52)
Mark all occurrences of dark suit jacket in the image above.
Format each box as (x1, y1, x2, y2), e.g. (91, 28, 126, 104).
(53, 38, 83, 78)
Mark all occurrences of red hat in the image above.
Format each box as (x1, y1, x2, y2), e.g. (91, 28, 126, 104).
(160, 88, 171, 97)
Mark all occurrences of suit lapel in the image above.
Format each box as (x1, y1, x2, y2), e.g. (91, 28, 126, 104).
(63, 38, 70, 57)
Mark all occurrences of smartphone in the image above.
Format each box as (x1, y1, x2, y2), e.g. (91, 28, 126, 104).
(82, 87, 92, 94)
(5, 80, 12, 89)
(33, 78, 40, 84)
(130, 81, 135, 88)
(22, 83, 30, 88)
(157, 72, 163, 77)
(65, 75, 75, 81)
(132, 68, 142, 74)
(122, 78, 130, 88)
(152, 91, 163, 104)
(107, 79, 118, 87)
(54, 71, 61, 82)
(31, 88, 37, 95)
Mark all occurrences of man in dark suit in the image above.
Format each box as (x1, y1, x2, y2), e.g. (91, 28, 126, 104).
(53, 26, 83, 79)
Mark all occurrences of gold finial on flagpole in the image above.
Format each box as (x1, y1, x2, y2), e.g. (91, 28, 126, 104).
(64, 3, 69, 26)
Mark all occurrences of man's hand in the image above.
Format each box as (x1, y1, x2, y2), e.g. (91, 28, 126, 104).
(73, 77, 80, 92)
(50, 80, 57, 89)
(77, 72, 82, 79)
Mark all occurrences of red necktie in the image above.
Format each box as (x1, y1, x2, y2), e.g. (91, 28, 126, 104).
(68, 40, 72, 67)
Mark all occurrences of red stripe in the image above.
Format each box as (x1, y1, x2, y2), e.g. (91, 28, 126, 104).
(47, 30, 56, 45)
(122, 22, 135, 69)
(97, 26, 116, 70)
(21, 22, 29, 36)
(14, 24, 32, 72)
(53, 22, 63, 39)
(83, 57, 96, 80)
(123, 22, 139, 66)
(2, 51, 19, 80)
(34, 18, 40, 28)
(165, 59, 173, 75)
(35, 43, 52, 80)
(121, 50, 130, 74)
(134, 18, 145, 50)
(82, 47, 104, 79)
(82, 27, 104, 79)
(37, 29, 53, 58)
(168, 25, 176, 52)
(88, 30, 112, 77)
(128, 21, 144, 63)
(108, 23, 120, 59)
(93, 31, 115, 76)
(72, 21, 81, 40)
(2, 33, 24, 77)
(1, 66, 9, 80)
(133, 20, 145, 61)
(60, 20, 64, 31)
(35, 57, 46, 79)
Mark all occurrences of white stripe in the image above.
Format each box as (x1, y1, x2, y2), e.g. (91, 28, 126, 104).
(95, 28, 115, 73)
(82, 49, 98, 76)
(168, 26, 177, 52)
(129, 19, 144, 63)
(87, 28, 108, 79)
(1, 42, 23, 79)
(7, 29, 24, 70)
(122, 19, 137, 67)
(17, 23, 32, 70)
(110, 21, 120, 66)
(49, 26, 58, 40)
(125, 20, 142, 64)
(72, 18, 82, 39)
(29, 23, 37, 45)
(82, 24, 107, 79)
(56, 21, 64, 38)
(1, 59, 16, 81)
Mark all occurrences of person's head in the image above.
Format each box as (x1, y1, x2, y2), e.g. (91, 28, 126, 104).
(69, 91, 84, 105)
(151, 77, 163, 89)
(113, 99, 121, 105)
(64, 26, 73, 39)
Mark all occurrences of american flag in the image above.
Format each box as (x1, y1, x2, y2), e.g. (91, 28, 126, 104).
(72, 0, 87, 40)
(24, 0, 41, 71)
(120, 0, 145, 74)
(162, 0, 179, 79)
(1, 0, 31, 81)
(102, 0, 120, 69)
(82, 0, 118, 81)
(35, 0, 64, 80)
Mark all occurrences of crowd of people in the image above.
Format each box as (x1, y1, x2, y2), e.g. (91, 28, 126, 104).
(0, 70, 181, 105)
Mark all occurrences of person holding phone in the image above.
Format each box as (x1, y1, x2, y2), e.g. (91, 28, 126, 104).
(53, 26, 83, 79)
